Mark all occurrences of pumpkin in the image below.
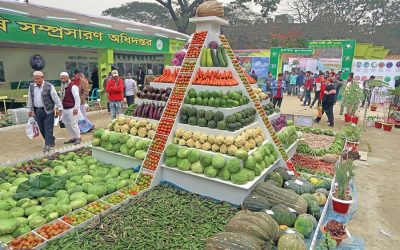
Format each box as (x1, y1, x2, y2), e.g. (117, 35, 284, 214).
(275, 168, 295, 181)
(196, 0, 224, 17)
(277, 234, 307, 250)
(284, 179, 315, 195)
(243, 193, 271, 212)
(315, 188, 329, 196)
(226, 210, 279, 244)
(276, 227, 305, 241)
(301, 193, 321, 219)
(271, 204, 297, 227)
(296, 214, 317, 229)
(266, 171, 284, 187)
(206, 232, 261, 250)
(294, 215, 314, 238)
(254, 182, 308, 214)
(308, 176, 331, 190)
(313, 192, 327, 206)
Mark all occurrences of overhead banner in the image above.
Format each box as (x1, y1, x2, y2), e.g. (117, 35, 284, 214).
(353, 59, 400, 88)
(0, 13, 169, 53)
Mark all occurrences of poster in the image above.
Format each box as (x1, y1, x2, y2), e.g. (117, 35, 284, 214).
(317, 58, 342, 72)
(251, 57, 269, 78)
(241, 57, 252, 73)
(353, 59, 400, 88)
(288, 58, 318, 72)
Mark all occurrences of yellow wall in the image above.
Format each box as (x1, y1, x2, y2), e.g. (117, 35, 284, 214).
(0, 47, 98, 90)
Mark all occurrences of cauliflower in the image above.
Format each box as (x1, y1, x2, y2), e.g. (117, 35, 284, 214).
(202, 142, 212, 151)
(255, 135, 264, 146)
(211, 144, 220, 152)
(147, 130, 155, 139)
(220, 144, 228, 154)
(114, 124, 122, 132)
(138, 127, 148, 138)
(215, 135, 225, 146)
(255, 127, 263, 136)
(225, 136, 234, 146)
(195, 141, 202, 149)
(186, 138, 195, 148)
(175, 128, 185, 138)
(199, 134, 208, 143)
(128, 119, 136, 127)
(135, 122, 141, 129)
(227, 145, 238, 156)
(208, 135, 216, 144)
(183, 131, 193, 140)
(192, 132, 201, 141)
(146, 124, 152, 130)
(235, 136, 245, 148)
(248, 139, 256, 149)
(241, 132, 249, 141)
(130, 127, 138, 136)
(178, 139, 187, 146)
(117, 115, 126, 125)
(152, 123, 158, 130)
(139, 119, 148, 127)
(243, 141, 252, 151)
(173, 137, 180, 144)
(121, 124, 130, 133)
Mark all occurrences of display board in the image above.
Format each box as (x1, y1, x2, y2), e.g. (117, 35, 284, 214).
(353, 59, 400, 88)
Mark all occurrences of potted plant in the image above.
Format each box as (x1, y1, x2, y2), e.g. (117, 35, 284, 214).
(375, 117, 383, 129)
(366, 116, 375, 127)
(332, 160, 354, 214)
(343, 82, 364, 124)
(320, 219, 348, 246)
(367, 80, 387, 111)
(343, 124, 362, 151)
(317, 231, 337, 250)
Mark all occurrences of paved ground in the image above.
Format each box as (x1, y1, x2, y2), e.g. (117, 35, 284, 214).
(0, 95, 399, 249)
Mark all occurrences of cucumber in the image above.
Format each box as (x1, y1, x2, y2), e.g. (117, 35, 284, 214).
(206, 48, 213, 67)
(200, 48, 207, 67)
(210, 49, 220, 67)
(220, 46, 229, 66)
(217, 45, 226, 67)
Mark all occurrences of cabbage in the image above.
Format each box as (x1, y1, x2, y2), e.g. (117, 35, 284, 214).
(28, 215, 46, 229)
(41, 204, 57, 216)
(0, 219, 19, 234)
(82, 175, 93, 183)
(218, 167, 231, 181)
(243, 168, 256, 181)
(231, 169, 248, 185)
(134, 150, 146, 160)
(190, 161, 204, 174)
(41, 197, 58, 206)
(12, 225, 31, 237)
(14, 217, 28, 226)
(0, 234, 13, 243)
(200, 153, 212, 167)
(188, 149, 201, 163)
(177, 148, 189, 159)
(0, 200, 14, 211)
(55, 204, 72, 216)
(120, 145, 129, 155)
(106, 183, 116, 194)
(8, 207, 24, 218)
(70, 192, 87, 201)
(0, 182, 12, 191)
(126, 137, 137, 149)
(92, 138, 101, 147)
(244, 156, 256, 170)
(24, 205, 42, 216)
(211, 154, 226, 170)
(88, 185, 107, 197)
(226, 158, 241, 174)
(46, 212, 59, 222)
(70, 198, 87, 210)
(117, 180, 128, 189)
(119, 133, 130, 144)
(165, 144, 179, 157)
(204, 166, 218, 178)
(0, 210, 9, 219)
(253, 151, 263, 164)
(12, 177, 28, 186)
(165, 156, 178, 168)
(135, 140, 145, 150)
(86, 194, 99, 202)
(177, 159, 191, 171)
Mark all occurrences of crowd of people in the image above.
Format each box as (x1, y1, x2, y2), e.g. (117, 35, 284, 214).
(264, 69, 362, 127)
(27, 66, 143, 153)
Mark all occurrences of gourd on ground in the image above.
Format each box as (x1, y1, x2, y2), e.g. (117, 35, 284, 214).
(277, 233, 307, 250)
(271, 204, 297, 227)
(294, 215, 314, 238)
(206, 232, 261, 250)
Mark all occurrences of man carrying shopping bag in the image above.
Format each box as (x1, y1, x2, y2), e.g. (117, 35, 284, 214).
(27, 71, 63, 152)
(60, 72, 81, 145)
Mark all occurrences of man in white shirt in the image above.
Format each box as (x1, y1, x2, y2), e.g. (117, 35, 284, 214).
(60, 72, 81, 145)
(124, 73, 138, 106)
(27, 71, 63, 152)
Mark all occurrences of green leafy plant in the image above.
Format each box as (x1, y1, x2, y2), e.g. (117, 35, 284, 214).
(343, 82, 364, 116)
(335, 160, 354, 200)
(342, 124, 362, 142)
(317, 231, 338, 250)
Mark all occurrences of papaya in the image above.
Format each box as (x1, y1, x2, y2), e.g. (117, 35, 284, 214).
(200, 48, 207, 67)
(210, 49, 220, 67)
(206, 48, 213, 67)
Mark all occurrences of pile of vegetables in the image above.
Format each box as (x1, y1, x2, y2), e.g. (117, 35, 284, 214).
(193, 69, 238, 86)
(253, 87, 269, 101)
(208, 168, 333, 249)
(107, 115, 157, 139)
(263, 102, 280, 116)
(131, 102, 165, 120)
(0, 114, 14, 128)
(172, 127, 266, 153)
(43, 184, 238, 249)
(180, 106, 256, 131)
(183, 88, 250, 108)
(296, 126, 335, 136)
(277, 126, 298, 149)
(153, 67, 178, 83)
(243, 69, 257, 84)
(91, 129, 150, 160)
(297, 132, 346, 156)
(199, 41, 228, 67)
(272, 116, 287, 132)
(292, 154, 335, 177)
(163, 142, 278, 185)
(136, 86, 171, 102)
(0, 151, 138, 244)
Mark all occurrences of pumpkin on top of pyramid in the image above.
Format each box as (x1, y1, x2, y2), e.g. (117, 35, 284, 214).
(196, 0, 224, 17)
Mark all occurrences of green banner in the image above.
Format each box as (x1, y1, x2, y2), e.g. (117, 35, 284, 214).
(169, 39, 186, 53)
(269, 48, 314, 77)
(279, 48, 314, 54)
(0, 12, 169, 53)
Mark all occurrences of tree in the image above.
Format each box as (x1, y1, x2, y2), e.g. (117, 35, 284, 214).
(224, 0, 262, 26)
(103, 0, 281, 34)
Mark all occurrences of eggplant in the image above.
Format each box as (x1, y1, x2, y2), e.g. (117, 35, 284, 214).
(135, 103, 143, 117)
(148, 103, 154, 119)
(137, 91, 143, 98)
(160, 88, 166, 94)
(161, 93, 167, 101)
(148, 86, 154, 93)
(156, 94, 161, 101)
(154, 88, 160, 94)
(150, 93, 156, 100)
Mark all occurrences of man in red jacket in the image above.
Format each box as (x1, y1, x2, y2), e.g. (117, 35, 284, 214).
(106, 70, 124, 119)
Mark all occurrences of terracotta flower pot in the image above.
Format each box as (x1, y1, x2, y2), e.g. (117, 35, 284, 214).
(344, 114, 351, 123)
(320, 226, 348, 246)
(370, 105, 377, 111)
(332, 192, 353, 214)
(346, 141, 359, 152)
(351, 116, 359, 124)
(374, 121, 382, 129)
(382, 123, 394, 132)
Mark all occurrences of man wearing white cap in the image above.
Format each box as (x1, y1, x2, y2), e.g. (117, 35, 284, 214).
(60, 72, 81, 145)
(27, 71, 63, 152)
(106, 70, 124, 119)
